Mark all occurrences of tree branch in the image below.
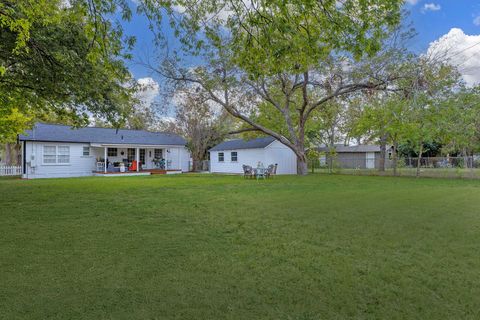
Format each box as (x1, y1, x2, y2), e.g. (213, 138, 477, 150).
(228, 127, 260, 134)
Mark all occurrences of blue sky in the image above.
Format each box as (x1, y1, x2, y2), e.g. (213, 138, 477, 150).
(121, 0, 480, 105)
(406, 0, 480, 51)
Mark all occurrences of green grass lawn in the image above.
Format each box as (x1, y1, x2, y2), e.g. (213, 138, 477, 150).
(1, 174, 480, 319)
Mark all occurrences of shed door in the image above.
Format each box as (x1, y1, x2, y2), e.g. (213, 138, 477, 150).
(366, 152, 375, 169)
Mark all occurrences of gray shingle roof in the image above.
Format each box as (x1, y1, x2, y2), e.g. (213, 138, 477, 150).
(210, 136, 276, 151)
(18, 123, 186, 146)
(316, 145, 382, 153)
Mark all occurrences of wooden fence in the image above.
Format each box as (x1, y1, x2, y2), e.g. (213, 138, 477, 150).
(0, 165, 22, 176)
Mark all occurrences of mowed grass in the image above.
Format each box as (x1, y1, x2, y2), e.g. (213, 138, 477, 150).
(1, 174, 480, 319)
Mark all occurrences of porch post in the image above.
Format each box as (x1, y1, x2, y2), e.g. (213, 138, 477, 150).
(136, 147, 139, 172)
(104, 147, 107, 173)
(179, 147, 182, 172)
(165, 148, 168, 170)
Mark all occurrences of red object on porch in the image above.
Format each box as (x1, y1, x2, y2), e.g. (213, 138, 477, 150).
(129, 160, 138, 171)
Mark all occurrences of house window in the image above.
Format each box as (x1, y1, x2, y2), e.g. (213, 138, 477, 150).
(107, 148, 117, 157)
(218, 152, 224, 162)
(231, 151, 238, 162)
(57, 146, 70, 163)
(140, 149, 145, 164)
(154, 149, 162, 159)
(127, 148, 135, 162)
(43, 146, 56, 164)
(83, 146, 90, 156)
(43, 145, 70, 164)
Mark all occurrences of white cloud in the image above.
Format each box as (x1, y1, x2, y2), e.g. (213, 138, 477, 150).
(421, 3, 441, 13)
(405, 0, 420, 5)
(474, 15, 480, 26)
(427, 28, 480, 87)
(135, 77, 160, 108)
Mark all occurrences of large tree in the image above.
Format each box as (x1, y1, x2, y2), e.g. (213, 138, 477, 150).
(436, 87, 480, 167)
(352, 94, 411, 174)
(140, 0, 404, 174)
(400, 59, 462, 176)
(164, 88, 230, 171)
(0, 0, 136, 141)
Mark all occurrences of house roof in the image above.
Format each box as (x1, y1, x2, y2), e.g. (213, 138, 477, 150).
(210, 136, 276, 151)
(18, 123, 186, 146)
(316, 145, 383, 153)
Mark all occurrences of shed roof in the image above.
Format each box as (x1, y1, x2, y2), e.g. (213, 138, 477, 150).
(316, 145, 383, 153)
(210, 136, 276, 151)
(18, 123, 186, 146)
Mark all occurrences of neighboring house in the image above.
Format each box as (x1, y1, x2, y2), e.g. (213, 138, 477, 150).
(316, 145, 393, 169)
(18, 123, 190, 179)
(209, 136, 297, 174)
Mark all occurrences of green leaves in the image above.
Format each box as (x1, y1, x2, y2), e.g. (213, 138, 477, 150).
(156, 0, 402, 77)
(0, 0, 135, 141)
(0, 107, 31, 143)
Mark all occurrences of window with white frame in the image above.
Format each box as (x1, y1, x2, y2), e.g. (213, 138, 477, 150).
(231, 151, 238, 162)
(43, 145, 70, 164)
(218, 152, 224, 162)
(43, 146, 57, 164)
(57, 146, 70, 163)
(154, 149, 162, 159)
(83, 146, 90, 156)
(107, 148, 117, 157)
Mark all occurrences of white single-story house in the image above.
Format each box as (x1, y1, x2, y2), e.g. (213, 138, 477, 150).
(18, 123, 190, 179)
(209, 136, 297, 174)
(316, 144, 393, 169)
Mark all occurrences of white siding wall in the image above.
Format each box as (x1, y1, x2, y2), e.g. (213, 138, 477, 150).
(166, 147, 190, 172)
(180, 147, 191, 172)
(264, 140, 297, 174)
(210, 149, 265, 174)
(23, 141, 96, 179)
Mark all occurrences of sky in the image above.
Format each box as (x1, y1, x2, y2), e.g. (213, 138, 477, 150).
(124, 0, 480, 108)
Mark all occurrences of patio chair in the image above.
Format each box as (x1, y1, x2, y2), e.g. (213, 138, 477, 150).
(242, 165, 254, 179)
(129, 160, 138, 171)
(265, 164, 275, 178)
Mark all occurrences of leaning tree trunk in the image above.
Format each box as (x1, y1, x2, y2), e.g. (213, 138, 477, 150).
(294, 123, 309, 175)
(378, 134, 387, 172)
(416, 143, 423, 178)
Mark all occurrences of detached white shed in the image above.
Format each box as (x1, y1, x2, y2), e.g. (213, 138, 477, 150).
(209, 136, 297, 175)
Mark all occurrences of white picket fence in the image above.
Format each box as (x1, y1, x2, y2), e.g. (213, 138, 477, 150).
(0, 165, 22, 176)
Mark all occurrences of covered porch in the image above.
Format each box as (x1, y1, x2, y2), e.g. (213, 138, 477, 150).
(91, 143, 186, 174)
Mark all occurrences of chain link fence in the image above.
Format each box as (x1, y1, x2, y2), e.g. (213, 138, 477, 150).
(309, 156, 480, 179)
